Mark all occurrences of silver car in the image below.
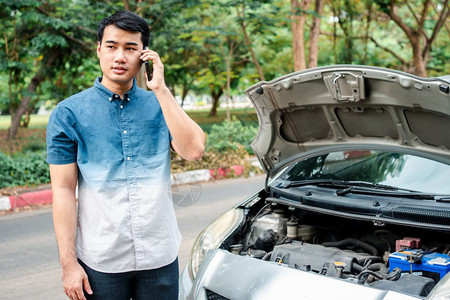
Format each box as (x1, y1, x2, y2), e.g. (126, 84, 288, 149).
(179, 65, 450, 300)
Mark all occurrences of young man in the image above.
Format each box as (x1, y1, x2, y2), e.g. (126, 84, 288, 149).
(46, 10, 205, 300)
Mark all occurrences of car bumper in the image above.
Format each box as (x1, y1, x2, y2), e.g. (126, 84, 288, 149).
(179, 249, 421, 300)
(179, 264, 193, 300)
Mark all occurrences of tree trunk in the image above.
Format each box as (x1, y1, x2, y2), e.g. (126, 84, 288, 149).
(225, 49, 232, 122)
(123, 0, 130, 10)
(338, 0, 354, 64)
(8, 50, 60, 139)
(363, 2, 373, 65)
(290, 0, 312, 71)
(236, 5, 265, 81)
(209, 96, 219, 117)
(384, 0, 449, 77)
(209, 87, 223, 117)
(180, 83, 189, 107)
(308, 0, 323, 68)
(331, 4, 338, 63)
(411, 34, 427, 77)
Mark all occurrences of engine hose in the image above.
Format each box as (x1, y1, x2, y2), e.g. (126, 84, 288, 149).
(322, 238, 378, 256)
(367, 262, 388, 274)
(262, 251, 273, 261)
(357, 270, 384, 281)
(353, 262, 387, 273)
(352, 262, 363, 272)
(242, 243, 255, 252)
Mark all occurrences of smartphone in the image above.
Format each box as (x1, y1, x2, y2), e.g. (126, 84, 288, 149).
(143, 46, 153, 81)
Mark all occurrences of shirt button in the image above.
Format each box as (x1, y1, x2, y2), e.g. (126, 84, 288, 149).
(127, 156, 131, 160)
(120, 105, 124, 109)
(123, 130, 127, 134)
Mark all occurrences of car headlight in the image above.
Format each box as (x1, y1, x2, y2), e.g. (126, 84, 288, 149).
(188, 208, 244, 279)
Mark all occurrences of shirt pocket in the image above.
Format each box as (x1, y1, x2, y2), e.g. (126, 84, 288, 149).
(136, 118, 170, 155)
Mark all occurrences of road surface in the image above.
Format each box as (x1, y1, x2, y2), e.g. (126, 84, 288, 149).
(0, 175, 264, 299)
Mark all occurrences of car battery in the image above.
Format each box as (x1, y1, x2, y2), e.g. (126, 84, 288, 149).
(389, 249, 450, 280)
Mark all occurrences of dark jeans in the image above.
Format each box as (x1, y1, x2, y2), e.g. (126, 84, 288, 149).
(78, 258, 179, 300)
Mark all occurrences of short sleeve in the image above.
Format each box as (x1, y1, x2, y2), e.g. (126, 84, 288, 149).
(46, 104, 78, 165)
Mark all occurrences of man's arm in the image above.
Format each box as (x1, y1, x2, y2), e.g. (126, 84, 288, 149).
(50, 163, 92, 300)
(141, 49, 205, 161)
(154, 87, 205, 161)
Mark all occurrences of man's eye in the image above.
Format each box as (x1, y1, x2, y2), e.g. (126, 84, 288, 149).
(126, 48, 136, 51)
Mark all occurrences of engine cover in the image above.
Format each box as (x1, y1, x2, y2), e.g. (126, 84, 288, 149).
(270, 242, 380, 277)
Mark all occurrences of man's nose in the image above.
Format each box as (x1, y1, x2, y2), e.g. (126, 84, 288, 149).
(114, 49, 126, 62)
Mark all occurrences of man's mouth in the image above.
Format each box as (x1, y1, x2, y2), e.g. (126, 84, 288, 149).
(112, 66, 127, 74)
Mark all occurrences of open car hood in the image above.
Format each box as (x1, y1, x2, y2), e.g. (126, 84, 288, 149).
(245, 65, 450, 176)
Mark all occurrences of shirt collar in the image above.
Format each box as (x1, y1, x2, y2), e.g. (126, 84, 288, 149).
(94, 77, 138, 103)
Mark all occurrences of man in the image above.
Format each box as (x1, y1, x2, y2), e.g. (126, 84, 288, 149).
(46, 10, 205, 300)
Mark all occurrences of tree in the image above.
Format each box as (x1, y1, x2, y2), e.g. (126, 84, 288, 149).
(1, 0, 100, 140)
(130, 0, 204, 99)
(308, 0, 324, 68)
(290, 0, 313, 71)
(373, 0, 449, 76)
(3, 0, 448, 143)
(289, 0, 326, 71)
(180, 1, 248, 116)
(235, 0, 267, 81)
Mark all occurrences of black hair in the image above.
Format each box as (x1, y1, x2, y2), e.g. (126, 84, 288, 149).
(97, 10, 150, 47)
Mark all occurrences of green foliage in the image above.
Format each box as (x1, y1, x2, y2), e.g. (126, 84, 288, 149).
(171, 144, 263, 177)
(427, 28, 450, 77)
(0, 151, 49, 188)
(171, 113, 260, 176)
(206, 116, 257, 154)
(30, 32, 68, 50)
(2, 0, 448, 125)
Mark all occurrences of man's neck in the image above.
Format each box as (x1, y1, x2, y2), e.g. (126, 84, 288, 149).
(100, 77, 133, 99)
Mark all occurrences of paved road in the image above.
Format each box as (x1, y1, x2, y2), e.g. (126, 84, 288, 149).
(0, 175, 264, 299)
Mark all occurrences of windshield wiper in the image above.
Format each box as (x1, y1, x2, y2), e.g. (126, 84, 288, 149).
(277, 179, 345, 189)
(279, 179, 398, 190)
(278, 179, 448, 200)
(337, 186, 450, 200)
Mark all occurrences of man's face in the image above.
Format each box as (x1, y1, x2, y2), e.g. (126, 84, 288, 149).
(97, 25, 143, 92)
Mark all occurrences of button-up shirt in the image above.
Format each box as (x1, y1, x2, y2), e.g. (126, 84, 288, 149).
(46, 77, 181, 272)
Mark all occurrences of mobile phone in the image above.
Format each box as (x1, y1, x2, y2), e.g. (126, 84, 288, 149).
(143, 46, 153, 81)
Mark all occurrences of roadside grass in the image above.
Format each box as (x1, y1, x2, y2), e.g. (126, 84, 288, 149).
(187, 107, 258, 123)
(0, 115, 50, 129)
(0, 107, 257, 130)
(0, 107, 258, 154)
(188, 107, 258, 133)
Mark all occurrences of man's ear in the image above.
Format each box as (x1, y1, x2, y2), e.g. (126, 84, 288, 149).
(97, 42, 101, 58)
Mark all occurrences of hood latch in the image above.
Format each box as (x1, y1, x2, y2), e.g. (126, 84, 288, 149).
(324, 72, 365, 102)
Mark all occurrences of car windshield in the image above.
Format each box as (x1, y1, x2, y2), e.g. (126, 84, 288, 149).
(280, 150, 450, 195)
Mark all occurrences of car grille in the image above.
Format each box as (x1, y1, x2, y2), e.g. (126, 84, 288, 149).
(205, 289, 230, 300)
(393, 206, 450, 225)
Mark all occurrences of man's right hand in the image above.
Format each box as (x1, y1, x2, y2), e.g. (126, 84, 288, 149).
(62, 262, 93, 300)
(50, 163, 91, 299)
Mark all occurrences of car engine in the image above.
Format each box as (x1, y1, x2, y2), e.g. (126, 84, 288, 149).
(222, 201, 450, 298)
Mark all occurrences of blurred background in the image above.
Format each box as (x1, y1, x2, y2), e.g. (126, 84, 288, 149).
(0, 0, 449, 189)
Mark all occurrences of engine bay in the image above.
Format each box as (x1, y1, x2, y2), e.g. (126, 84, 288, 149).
(221, 194, 450, 298)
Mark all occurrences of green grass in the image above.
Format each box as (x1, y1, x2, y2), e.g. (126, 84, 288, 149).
(0, 115, 50, 129)
(187, 107, 257, 122)
(0, 107, 258, 131)
(0, 115, 10, 129)
(186, 107, 258, 133)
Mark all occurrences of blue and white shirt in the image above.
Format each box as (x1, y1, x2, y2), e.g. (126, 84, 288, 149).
(46, 77, 181, 273)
